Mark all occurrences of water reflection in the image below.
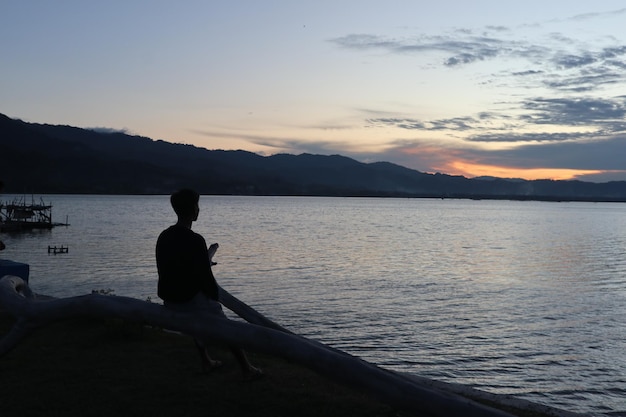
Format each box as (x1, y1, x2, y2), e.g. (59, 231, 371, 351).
(1, 195, 625, 415)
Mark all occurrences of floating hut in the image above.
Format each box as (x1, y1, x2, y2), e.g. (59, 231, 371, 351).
(0, 196, 55, 231)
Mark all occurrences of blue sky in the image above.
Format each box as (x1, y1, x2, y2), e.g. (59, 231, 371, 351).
(2, 1, 626, 182)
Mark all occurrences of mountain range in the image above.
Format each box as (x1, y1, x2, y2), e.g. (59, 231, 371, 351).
(1, 113, 625, 201)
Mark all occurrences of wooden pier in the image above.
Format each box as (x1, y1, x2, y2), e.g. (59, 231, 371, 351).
(47, 245, 68, 255)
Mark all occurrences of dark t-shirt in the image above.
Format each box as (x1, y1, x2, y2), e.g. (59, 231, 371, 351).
(156, 224, 219, 303)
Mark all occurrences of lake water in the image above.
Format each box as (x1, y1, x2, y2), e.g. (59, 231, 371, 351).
(1, 195, 625, 416)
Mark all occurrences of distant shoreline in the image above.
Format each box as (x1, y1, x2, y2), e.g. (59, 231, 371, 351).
(3, 191, 626, 203)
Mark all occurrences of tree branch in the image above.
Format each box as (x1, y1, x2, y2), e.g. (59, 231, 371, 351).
(0, 275, 515, 417)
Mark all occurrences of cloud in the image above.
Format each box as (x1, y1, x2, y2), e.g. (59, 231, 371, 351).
(88, 127, 131, 135)
(567, 8, 626, 21)
(480, 134, 626, 171)
(357, 95, 626, 178)
(329, 20, 626, 94)
(574, 170, 626, 182)
(367, 96, 626, 146)
(601, 45, 626, 59)
(367, 116, 480, 132)
(330, 33, 510, 67)
(360, 133, 626, 181)
(553, 53, 596, 69)
(465, 132, 584, 143)
(520, 96, 626, 127)
(542, 72, 622, 93)
(511, 70, 544, 77)
(192, 129, 355, 156)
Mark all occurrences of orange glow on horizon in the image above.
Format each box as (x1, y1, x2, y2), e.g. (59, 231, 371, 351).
(446, 161, 603, 181)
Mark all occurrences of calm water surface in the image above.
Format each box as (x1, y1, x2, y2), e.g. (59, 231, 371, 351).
(1, 195, 625, 416)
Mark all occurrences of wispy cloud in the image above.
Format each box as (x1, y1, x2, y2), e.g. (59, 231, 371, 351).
(367, 95, 626, 143)
(329, 21, 626, 94)
(192, 129, 355, 156)
(367, 116, 480, 132)
(566, 7, 626, 21)
(88, 127, 132, 135)
(520, 96, 626, 126)
(331, 32, 516, 67)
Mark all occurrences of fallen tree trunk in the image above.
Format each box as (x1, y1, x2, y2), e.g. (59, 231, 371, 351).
(0, 275, 515, 417)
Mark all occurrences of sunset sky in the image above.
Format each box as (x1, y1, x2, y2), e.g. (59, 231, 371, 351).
(2, 1, 626, 182)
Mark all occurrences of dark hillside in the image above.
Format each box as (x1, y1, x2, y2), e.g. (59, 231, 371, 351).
(1, 113, 625, 200)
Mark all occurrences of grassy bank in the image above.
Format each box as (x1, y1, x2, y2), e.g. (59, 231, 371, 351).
(0, 313, 567, 417)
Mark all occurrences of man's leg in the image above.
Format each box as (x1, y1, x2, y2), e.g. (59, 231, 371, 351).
(194, 339, 222, 373)
(229, 346, 263, 379)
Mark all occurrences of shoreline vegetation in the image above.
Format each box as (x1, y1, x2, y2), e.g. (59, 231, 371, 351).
(0, 308, 581, 417)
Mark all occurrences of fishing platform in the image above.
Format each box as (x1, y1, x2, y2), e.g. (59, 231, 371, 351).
(0, 196, 68, 231)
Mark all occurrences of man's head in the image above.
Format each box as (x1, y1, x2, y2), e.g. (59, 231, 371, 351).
(170, 188, 200, 220)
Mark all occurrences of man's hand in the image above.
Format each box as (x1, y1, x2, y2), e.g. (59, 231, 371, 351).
(208, 242, 219, 264)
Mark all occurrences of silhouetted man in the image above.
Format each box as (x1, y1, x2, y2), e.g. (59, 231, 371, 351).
(156, 188, 262, 378)
(0, 181, 5, 251)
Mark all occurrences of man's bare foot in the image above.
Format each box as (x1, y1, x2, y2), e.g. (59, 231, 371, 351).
(242, 366, 264, 381)
(201, 359, 223, 374)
